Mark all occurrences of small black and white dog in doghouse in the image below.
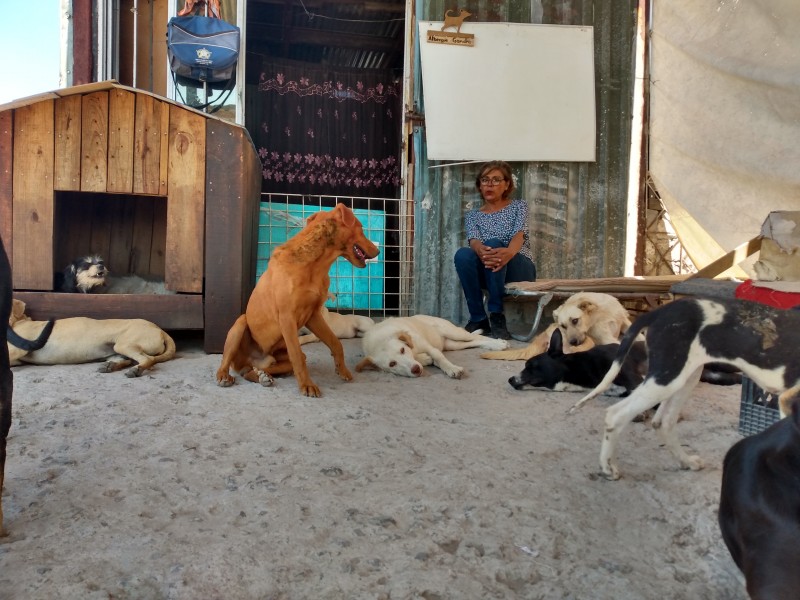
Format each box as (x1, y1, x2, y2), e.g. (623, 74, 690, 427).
(57, 255, 108, 293)
(57, 255, 174, 294)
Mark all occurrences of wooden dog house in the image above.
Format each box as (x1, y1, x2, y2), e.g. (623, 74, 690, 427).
(0, 81, 261, 352)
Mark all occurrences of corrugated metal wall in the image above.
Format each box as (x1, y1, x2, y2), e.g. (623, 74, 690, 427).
(412, 0, 638, 323)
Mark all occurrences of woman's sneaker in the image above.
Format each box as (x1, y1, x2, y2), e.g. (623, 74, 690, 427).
(489, 312, 511, 340)
(465, 318, 490, 334)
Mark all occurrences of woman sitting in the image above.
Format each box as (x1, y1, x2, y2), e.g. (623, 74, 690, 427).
(453, 160, 536, 339)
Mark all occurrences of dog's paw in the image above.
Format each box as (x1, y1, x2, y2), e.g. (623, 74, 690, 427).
(255, 370, 274, 387)
(300, 382, 322, 397)
(445, 366, 465, 379)
(681, 455, 704, 471)
(483, 339, 510, 350)
(336, 366, 354, 381)
(124, 367, 143, 378)
(98, 362, 114, 373)
(216, 374, 235, 387)
(600, 462, 621, 481)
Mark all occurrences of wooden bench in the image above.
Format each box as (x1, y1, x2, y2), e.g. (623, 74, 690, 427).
(503, 276, 684, 342)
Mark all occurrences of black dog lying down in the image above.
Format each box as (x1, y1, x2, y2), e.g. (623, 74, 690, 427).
(719, 398, 800, 598)
(508, 328, 647, 395)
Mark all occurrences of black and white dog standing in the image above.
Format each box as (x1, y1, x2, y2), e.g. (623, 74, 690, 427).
(571, 297, 800, 480)
(508, 328, 647, 395)
(718, 398, 800, 599)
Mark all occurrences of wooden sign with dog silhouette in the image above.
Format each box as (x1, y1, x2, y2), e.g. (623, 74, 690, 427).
(427, 8, 475, 46)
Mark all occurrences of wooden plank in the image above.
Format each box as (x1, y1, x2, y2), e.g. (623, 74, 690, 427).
(13, 291, 204, 331)
(72, 0, 93, 85)
(204, 120, 261, 352)
(107, 88, 135, 193)
(166, 106, 205, 293)
(133, 94, 163, 195)
(130, 198, 155, 275)
(159, 101, 169, 196)
(690, 237, 763, 280)
(54, 192, 94, 271)
(54, 95, 82, 191)
(13, 101, 55, 290)
(108, 196, 137, 274)
(88, 197, 114, 261)
(149, 199, 168, 279)
(152, 0, 169, 97)
(80, 91, 109, 192)
(0, 111, 12, 256)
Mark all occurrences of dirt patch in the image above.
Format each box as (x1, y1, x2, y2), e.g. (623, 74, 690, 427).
(0, 335, 747, 599)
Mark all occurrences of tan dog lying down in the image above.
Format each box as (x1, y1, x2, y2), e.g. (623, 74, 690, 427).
(355, 315, 508, 379)
(481, 292, 631, 361)
(8, 299, 175, 377)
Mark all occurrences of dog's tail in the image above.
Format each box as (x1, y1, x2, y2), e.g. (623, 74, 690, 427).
(569, 309, 659, 413)
(481, 345, 540, 361)
(353, 316, 375, 335)
(153, 331, 177, 364)
(7, 320, 55, 352)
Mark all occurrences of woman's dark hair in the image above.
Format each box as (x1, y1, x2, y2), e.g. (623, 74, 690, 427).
(474, 160, 515, 200)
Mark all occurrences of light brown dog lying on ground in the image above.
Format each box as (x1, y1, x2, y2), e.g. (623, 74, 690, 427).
(481, 292, 631, 360)
(215, 204, 379, 397)
(481, 322, 595, 360)
(8, 299, 176, 377)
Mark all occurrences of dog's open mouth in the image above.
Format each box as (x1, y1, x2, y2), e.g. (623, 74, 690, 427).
(351, 244, 368, 267)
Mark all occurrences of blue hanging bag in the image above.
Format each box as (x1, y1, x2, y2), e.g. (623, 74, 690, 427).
(167, 14, 240, 86)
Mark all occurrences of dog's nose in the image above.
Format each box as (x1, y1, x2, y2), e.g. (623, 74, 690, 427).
(411, 364, 422, 376)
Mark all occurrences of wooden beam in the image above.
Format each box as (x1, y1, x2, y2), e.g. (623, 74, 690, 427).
(73, 0, 93, 85)
(690, 237, 763, 280)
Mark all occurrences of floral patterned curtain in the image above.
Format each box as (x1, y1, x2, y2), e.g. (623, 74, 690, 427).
(252, 59, 402, 198)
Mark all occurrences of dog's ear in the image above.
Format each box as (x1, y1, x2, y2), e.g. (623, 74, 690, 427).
(547, 328, 564, 357)
(333, 203, 357, 227)
(577, 300, 598, 314)
(355, 356, 378, 372)
(398, 331, 414, 349)
(11, 299, 26, 321)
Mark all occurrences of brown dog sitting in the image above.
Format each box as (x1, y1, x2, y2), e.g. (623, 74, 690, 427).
(216, 204, 379, 397)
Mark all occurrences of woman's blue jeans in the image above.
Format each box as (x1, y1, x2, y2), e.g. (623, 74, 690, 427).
(454, 238, 537, 322)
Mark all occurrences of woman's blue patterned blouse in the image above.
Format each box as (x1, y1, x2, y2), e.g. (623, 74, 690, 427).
(464, 199, 533, 262)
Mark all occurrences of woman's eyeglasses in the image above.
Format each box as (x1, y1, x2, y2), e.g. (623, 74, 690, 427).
(480, 177, 505, 186)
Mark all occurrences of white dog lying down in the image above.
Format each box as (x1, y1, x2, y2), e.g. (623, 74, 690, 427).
(355, 315, 508, 378)
(8, 299, 176, 377)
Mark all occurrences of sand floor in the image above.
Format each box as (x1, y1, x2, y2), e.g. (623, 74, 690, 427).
(0, 334, 749, 599)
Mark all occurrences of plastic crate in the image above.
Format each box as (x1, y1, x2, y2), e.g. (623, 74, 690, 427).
(738, 376, 781, 436)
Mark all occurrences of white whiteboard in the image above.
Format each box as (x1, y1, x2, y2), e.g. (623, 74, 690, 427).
(418, 21, 596, 162)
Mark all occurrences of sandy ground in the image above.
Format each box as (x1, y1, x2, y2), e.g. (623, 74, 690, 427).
(0, 332, 750, 600)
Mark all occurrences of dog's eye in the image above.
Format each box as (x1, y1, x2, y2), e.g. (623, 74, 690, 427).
(571, 318, 579, 325)
(389, 361, 396, 367)
(400, 347, 405, 354)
